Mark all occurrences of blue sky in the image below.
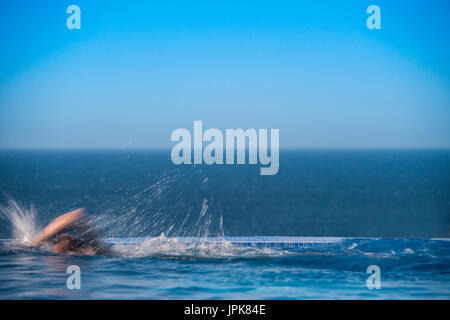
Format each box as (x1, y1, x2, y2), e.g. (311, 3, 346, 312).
(0, 0, 449, 149)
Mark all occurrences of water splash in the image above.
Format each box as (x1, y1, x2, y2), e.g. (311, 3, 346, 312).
(104, 236, 450, 261)
(95, 167, 226, 239)
(113, 234, 285, 259)
(0, 199, 39, 245)
(199, 198, 208, 217)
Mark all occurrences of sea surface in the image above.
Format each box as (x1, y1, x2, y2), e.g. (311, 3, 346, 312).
(0, 150, 449, 299)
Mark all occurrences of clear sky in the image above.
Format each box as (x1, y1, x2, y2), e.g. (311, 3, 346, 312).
(0, 0, 449, 149)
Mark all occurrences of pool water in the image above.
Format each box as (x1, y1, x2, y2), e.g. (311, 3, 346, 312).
(0, 237, 449, 299)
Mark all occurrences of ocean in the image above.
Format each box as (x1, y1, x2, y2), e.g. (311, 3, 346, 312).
(0, 150, 449, 299)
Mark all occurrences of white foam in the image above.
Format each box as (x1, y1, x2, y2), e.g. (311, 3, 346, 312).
(0, 199, 39, 245)
(113, 234, 286, 259)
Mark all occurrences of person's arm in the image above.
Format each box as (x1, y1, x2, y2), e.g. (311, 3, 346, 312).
(32, 208, 86, 246)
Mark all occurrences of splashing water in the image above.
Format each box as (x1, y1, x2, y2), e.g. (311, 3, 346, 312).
(0, 199, 39, 245)
(94, 167, 226, 239)
(113, 233, 286, 259)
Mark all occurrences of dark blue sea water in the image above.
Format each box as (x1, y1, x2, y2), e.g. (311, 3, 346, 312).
(0, 150, 449, 299)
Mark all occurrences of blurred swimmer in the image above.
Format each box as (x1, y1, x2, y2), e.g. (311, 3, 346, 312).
(32, 208, 110, 255)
